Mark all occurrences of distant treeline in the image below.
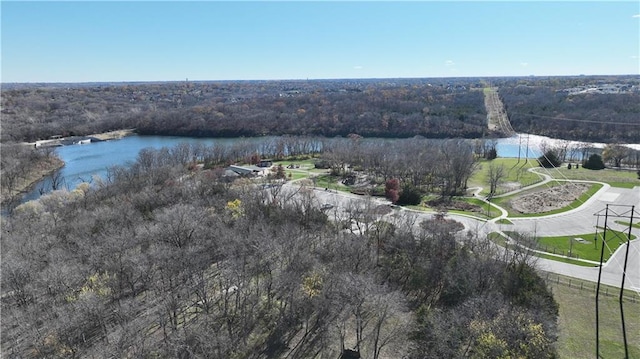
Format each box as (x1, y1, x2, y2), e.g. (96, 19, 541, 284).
(2, 76, 638, 143)
(1, 78, 490, 142)
(494, 76, 640, 143)
(135, 83, 489, 139)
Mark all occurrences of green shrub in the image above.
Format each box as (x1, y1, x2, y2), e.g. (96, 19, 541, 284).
(397, 185, 422, 206)
(537, 150, 562, 168)
(583, 154, 605, 170)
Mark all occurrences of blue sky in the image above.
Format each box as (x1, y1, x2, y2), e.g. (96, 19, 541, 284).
(2, 1, 639, 83)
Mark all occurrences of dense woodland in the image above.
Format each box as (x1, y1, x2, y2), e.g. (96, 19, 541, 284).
(2, 75, 638, 358)
(1, 140, 558, 358)
(0, 143, 60, 205)
(2, 75, 638, 144)
(494, 76, 640, 143)
(1, 78, 490, 142)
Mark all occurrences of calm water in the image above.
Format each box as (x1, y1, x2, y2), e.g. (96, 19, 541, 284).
(20, 133, 621, 202)
(21, 136, 267, 202)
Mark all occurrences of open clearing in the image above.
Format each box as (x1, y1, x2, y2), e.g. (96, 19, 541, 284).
(549, 277, 640, 359)
(508, 182, 591, 214)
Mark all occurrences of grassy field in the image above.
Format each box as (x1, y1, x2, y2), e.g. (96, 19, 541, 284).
(547, 275, 640, 359)
(313, 173, 350, 192)
(283, 171, 308, 181)
(496, 218, 513, 225)
(460, 197, 502, 219)
(274, 159, 316, 167)
(488, 232, 597, 267)
(274, 158, 637, 225)
(616, 220, 640, 229)
(504, 230, 635, 262)
(538, 166, 640, 188)
(468, 158, 638, 196)
(468, 158, 544, 196)
(537, 252, 597, 267)
(271, 158, 331, 183)
(492, 231, 640, 357)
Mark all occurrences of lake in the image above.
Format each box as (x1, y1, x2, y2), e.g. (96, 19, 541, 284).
(20, 133, 634, 203)
(21, 135, 265, 202)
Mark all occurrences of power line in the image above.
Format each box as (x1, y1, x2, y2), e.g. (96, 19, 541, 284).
(510, 112, 640, 127)
(594, 205, 639, 359)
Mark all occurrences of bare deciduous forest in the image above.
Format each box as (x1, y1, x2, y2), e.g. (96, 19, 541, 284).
(1, 75, 638, 358)
(2, 76, 638, 143)
(494, 76, 640, 143)
(2, 143, 558, 358)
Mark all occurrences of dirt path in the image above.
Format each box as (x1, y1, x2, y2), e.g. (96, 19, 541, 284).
(483, 87, 514, 136)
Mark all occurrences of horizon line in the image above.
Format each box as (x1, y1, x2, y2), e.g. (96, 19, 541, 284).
(3, 73, 639, 85)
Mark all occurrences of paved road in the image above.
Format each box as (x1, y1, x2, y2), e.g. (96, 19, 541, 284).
(291, 181, 640, 292)
(536, 239, 640, 291)
(508, 184, 640, 291)
(509, 184, 639, 236)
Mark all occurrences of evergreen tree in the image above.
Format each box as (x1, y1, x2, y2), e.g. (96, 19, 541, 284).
(537, 150, 561, 168)
(582, 154, 605, 170)
(397, 185, 422, 206)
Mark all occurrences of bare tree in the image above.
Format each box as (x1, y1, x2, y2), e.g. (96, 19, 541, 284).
(436, 140, 478, 197)
(487, 163, 506, 197)
(602, 144, 630, 168)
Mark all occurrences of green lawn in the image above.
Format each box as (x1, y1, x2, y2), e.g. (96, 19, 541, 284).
(274, 159, 329, 174)
(488, 232, 596, 267)
(487, 232, 508, 246)
(284, 171, 308, 181)
(549, 277, 640, 359)
(541, 166, 640, 188)
(463, 197, 502, 219)
(274, 159, 316, 167)
(495, 218, 513, 225)
(504, 230, 635, 262)
(468, 158, 544, 196)
(615, 220, 640, 229)
(314, 174, 350, 192)
(536, 253, 597, 267)
(469, 160, 637, 195)
(271, 159, 336, 182)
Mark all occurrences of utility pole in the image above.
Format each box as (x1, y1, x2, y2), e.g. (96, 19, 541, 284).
(486, 196, 491, 218)
(593, 204, 638, 359)
(568, 237, 573, 258)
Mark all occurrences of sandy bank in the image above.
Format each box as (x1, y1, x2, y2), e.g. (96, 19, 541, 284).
(90, 129, 136, 141)
(25, 128, 136, 147)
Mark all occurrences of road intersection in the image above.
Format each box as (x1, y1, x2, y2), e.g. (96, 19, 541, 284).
(292, 177, 640, 292)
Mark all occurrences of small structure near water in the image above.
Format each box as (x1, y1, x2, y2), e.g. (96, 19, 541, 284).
(227, 165, 268, 177)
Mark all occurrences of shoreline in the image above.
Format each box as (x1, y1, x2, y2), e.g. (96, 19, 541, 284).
(25, 128, 136, 147)
(90, 128, 136, 141)
(5, 129, 135, 206)
(1, 156, 65, 206)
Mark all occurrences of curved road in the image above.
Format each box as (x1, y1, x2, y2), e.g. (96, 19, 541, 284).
(506, 183, 640, 292)
(291, 177, 640, 292)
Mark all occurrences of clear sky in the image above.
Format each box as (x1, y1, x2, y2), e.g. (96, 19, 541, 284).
(1, 1, 639, 83)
